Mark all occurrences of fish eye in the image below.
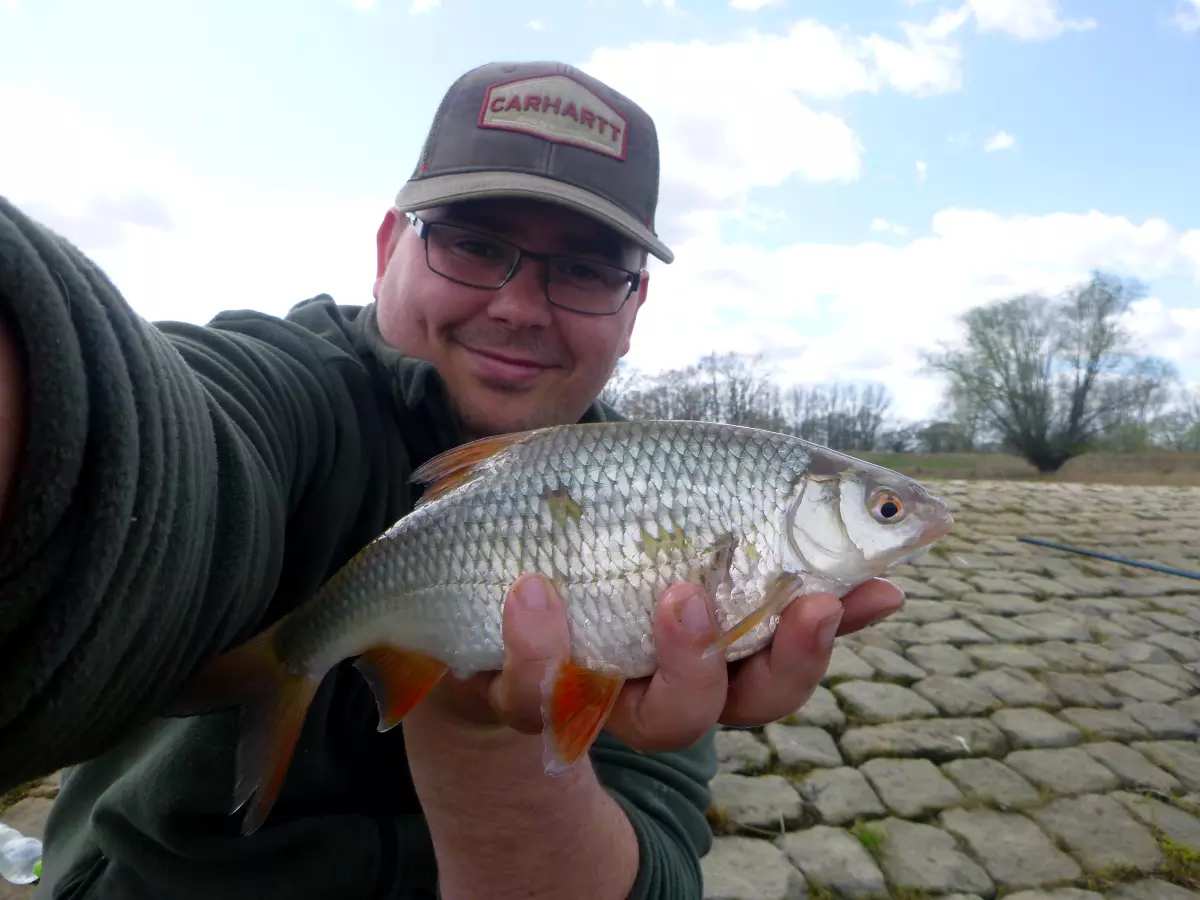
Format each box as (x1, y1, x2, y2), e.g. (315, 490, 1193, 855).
(869, 489, 906, 524)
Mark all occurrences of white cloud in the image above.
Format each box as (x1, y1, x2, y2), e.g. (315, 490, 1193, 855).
(984, 130, 1016, 151)
(527, 18, 546, 30)
(965, 0, 1096, 39)
(916, 160, 928, 182)
(1171, 0, 1200, 32)
(871, 218, 910, 235)
(910, 0, 1096, 40)
(1125, 298, 1200, 363)
(626, 208, 1200, 420)
(0, 0, 17, 10)
(410, 0, 441, 11)
(579, 15, 978, 243)
(730, 0, 783, 10)
(0, 86, 380, 328)
(340, 0, 376, 9)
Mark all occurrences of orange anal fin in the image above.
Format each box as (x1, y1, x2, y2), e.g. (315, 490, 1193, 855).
(540, 658, 624, 776)
(702, 572, 806, 660)
(410, 430, 536, 506)
(353, 646, 448, 731)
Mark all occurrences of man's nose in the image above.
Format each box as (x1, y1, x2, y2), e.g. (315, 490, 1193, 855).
(485, 256, 554, 327)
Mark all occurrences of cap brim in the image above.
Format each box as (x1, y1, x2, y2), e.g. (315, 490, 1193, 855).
(394, 171, 674, 264)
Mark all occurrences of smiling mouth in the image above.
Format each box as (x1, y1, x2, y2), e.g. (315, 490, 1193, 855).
(457, 341, 561, 385)
(468, 347, 553, 370)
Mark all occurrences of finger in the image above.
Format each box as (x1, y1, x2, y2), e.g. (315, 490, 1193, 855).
(836, 578, 905, 636)
(605, 583, 729, 753)
(487, 574, 571, 734)
(719, 592, 843, 727)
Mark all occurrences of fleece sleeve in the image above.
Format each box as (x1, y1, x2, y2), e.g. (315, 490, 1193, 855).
(0, 196, 385, 794)
(590, 728, 718, 899)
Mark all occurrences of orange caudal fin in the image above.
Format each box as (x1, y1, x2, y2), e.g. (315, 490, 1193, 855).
(164, 619, 321, 836)
(410, 430, 537, 506)
(540, 658, 625, 776)
(702, 572, 807, 660)
(353, 645, 449, 731)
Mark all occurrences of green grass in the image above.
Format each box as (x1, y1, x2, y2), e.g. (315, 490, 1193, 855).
(857, 450, 1200, 486)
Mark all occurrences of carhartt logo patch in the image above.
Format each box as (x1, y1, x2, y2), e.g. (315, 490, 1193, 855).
(477, 74, 628, 160)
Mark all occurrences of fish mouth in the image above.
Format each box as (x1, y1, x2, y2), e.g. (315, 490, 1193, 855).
(871, 505, 955, 573)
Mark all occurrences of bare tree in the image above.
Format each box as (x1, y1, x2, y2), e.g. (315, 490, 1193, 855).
(923, 271, 1176, 472)
(1154, 385, 1200, 452)
(782, 382, 892, 451)
(600, 359, 641, 409)
(597, 353, 894, 452)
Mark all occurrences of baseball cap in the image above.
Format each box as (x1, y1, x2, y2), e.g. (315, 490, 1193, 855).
(394, 61, 674, 264)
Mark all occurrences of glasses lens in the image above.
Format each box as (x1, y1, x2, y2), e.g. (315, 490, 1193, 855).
(425, 223, 517, 287)
(547, 258, 635, 314)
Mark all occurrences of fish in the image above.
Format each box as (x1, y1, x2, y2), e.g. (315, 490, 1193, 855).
(167, 419, 954, 834)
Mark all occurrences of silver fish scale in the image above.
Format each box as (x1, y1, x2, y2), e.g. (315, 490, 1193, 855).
(281, 421, 815, 680)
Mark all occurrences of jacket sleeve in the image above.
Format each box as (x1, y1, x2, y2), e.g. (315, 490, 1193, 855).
(590, 729, 718, 899)
(0, 196, 387, 794)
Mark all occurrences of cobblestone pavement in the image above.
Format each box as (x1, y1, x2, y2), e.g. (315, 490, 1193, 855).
(702, 479, 1200, 900)
(4, 481, 1200, 899)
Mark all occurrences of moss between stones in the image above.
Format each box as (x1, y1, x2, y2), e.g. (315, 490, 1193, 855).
(0, 779, 37, 814)
(1075, 824, 1200, 893)
(851, 820, 886, 860)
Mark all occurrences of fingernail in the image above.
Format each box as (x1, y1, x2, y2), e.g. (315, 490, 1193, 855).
(679, 590, 711, 634)
(517, 576, 549, 611)
(876, 581, 906, 618)
(817, 607, 843, 650)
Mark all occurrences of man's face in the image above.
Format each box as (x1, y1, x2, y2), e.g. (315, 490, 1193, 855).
(373, 197, 649, 439)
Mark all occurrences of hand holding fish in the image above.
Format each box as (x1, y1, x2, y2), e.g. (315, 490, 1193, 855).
(416, 571, 903, 749)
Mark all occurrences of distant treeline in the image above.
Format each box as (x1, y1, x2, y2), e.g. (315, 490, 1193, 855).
(603, 272, 1200, 471)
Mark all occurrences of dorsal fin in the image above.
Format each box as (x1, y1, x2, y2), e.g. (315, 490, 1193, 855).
(410, 430, 536, 506)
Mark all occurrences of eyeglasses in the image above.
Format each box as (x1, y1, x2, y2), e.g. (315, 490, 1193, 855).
(406, 213, 642, 316)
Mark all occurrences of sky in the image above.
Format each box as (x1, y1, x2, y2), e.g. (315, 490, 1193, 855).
(2, 0, 1199, 422)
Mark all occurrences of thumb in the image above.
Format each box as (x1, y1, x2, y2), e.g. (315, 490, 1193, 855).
(489, 574, 571, 734)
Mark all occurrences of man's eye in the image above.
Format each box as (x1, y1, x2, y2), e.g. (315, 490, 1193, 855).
(453, 239, 504, 259)
(566, 263, 602, 281)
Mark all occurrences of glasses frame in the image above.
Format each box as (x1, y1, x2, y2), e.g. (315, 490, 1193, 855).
(406, 212, 643, 317)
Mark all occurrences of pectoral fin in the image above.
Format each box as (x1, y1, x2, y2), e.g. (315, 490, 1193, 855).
(702, 572, 806, 660)
(540, 658, 625, 776)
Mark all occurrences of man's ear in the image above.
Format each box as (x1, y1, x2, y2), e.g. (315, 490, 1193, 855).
(373, 208, 404, 300)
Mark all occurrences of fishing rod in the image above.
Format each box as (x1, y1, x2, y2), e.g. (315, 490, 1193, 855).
(1016, 536, 1200, 582)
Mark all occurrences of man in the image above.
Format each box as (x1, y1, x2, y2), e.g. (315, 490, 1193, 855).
(0, 61, 903, 898)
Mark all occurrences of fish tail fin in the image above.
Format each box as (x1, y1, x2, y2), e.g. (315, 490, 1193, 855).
(166, 619, 321, 836)
(540, 658, 624, 775)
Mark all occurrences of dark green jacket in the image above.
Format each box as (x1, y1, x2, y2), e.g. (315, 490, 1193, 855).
(0, 196, 717, 899)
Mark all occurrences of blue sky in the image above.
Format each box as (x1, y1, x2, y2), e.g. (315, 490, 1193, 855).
(2, 0, 1198, 420)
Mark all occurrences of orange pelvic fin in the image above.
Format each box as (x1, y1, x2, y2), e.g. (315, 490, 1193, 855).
(164, 618, 321, 836)
(540, 657, 625, 776)
(411, 430, 536, 506)
(702, 571, 807, 660)
(353, 645, 449, 731)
